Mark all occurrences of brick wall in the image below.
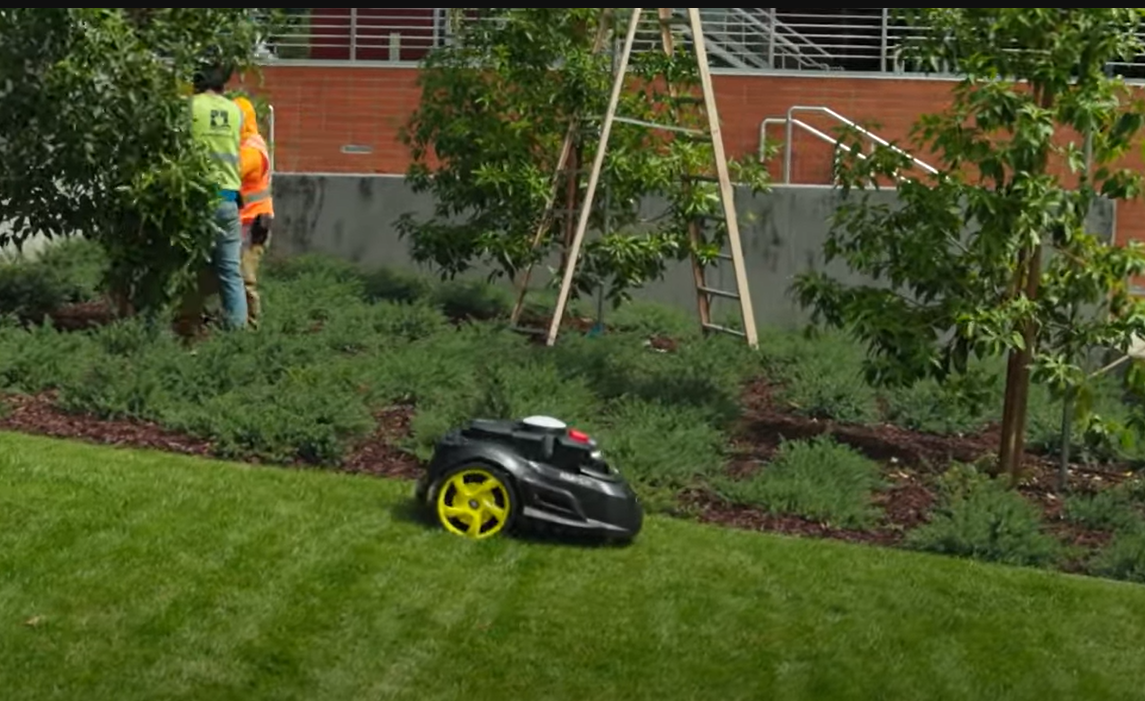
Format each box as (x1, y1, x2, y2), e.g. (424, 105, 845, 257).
(242, 65, 1145, 245)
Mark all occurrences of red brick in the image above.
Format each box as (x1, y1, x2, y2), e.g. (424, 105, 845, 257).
(243, 66, 1145, 244)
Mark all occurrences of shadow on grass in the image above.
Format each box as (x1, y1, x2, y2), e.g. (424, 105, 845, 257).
(387, 497, 636, 550)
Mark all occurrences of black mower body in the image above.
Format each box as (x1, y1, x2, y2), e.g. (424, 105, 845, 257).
(416, 418, 643, 541)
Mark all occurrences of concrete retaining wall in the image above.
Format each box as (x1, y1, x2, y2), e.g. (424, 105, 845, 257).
(269, 174, 1117, 329)
(3, 174, 1115, 329)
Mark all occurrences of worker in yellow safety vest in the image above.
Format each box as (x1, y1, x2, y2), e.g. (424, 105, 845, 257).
(176, 59, 248, 339)
(233, 96, 274, 329)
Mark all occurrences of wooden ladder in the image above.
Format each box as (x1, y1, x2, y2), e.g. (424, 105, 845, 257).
(508, 8, 758, 349)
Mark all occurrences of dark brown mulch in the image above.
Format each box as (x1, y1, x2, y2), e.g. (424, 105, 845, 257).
(647, 334, 678, 353)
(342, 404, 422, 480)
(1, 374, 1136, 563)
(680, 488, 903, 546)
(686, 377, 1135, 556)
(0, 392, 214, 457)
(44, 300, 119, 332)
(0, 392, 422, 482)
(734, 378, 1001, 470)
(515, 312, 603, 344)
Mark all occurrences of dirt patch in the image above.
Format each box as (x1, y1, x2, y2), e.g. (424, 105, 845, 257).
(45, 300, 118, 332)
(0, 392, 214, 456)
(736, 378, 1000, 469)
(515, 312, 604, 344)
(646, 335, 678, 353)
(343, 403, 422, 480)
(876, 478, 935, 532)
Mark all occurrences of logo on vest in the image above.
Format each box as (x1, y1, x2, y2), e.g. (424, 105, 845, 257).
(209, 109, 231, 129)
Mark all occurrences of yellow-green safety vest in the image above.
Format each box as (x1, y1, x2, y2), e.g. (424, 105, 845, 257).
(191, 92, 243, 192)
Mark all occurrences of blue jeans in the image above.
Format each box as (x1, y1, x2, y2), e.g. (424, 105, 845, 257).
(175, 199, 248, 339)
(211, 199, 248, 329)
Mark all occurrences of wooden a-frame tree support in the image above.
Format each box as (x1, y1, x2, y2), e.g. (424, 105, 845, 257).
(508, 7, 759, 349)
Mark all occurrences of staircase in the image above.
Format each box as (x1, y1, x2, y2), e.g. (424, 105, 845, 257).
(627, 9, 839, 71)
(699, 9, 838, 71)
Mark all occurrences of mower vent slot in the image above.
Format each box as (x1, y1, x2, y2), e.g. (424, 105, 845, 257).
(533, 488, 582, 520)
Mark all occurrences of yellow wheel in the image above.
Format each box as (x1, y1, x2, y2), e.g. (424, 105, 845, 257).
(434, 465, 515, 539)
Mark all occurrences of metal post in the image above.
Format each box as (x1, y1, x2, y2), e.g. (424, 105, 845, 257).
(349, 8, 358, 61)
(879, 9, 889, 73)
(767, 9, 776, 67)
(783, 110, 794, 183)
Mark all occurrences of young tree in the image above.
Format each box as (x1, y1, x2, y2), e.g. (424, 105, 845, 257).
(398, 8, 770, 308)
(793, 8, 1145, 481)
(0, 8, 274, 315)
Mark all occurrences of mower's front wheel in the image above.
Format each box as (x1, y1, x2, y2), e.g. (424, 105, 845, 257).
(430, 463, 518, 540)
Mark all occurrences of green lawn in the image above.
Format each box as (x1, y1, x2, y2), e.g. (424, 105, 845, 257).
(3, 432, 1145, 700)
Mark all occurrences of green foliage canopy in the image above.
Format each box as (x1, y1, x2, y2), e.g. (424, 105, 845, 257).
(793, 9, 1145, 472)
(398, 8, 770, 306)
(0, 8, 273, 313)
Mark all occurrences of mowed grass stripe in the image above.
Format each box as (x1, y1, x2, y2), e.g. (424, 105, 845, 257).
(2, 431, 1144, 701)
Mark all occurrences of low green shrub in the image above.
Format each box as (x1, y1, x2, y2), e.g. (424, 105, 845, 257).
(0, 252, 763, 507)
(360, 266, 434, 304)
(906, 464, 1062, 568)
(1088, 527, 1145, 584)
(1064, 488, 1143, 534)
(0, 237, 107, 322)
(881, 367, 1000, 435)
(757, 329, 879, 424)
(431, 278, 512, 320)
(0, 320, 99, 392)
(712, 435, 886, 529)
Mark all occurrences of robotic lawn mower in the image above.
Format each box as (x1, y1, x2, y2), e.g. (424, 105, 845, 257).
(415, 416, 643, 543)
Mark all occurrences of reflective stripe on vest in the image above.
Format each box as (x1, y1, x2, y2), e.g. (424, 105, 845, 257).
(190, 93, 242, 192)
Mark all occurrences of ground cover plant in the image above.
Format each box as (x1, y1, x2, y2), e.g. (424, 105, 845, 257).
(5, 431, 1145, 701)
(4, 239, 1145, 585)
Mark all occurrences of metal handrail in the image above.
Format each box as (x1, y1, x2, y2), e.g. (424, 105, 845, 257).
(764, 105, 937, 183)
(759, 106, 937, 184)
(760, 116, 903, 185)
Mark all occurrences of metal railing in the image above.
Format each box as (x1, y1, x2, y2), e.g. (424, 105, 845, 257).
(267, 8, 444, 62)
(760, 105, 937, 184)
(262, 8, 844, 70)
(260, 8, 1145, 80)
(697, 9, 837, 71)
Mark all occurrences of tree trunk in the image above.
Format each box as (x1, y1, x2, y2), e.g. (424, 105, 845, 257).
(998, 346, 1025, 476)
(997, 244, 1043, 483)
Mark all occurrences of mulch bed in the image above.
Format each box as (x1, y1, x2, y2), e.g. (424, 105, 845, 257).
(0, 392, 421, 481)
(342, 403, 422, 480)
(0, 392, 215, 457)
(0, 361, 1135, 559)
(687, 377, 1132, 555)
(37, 300, 119, 332)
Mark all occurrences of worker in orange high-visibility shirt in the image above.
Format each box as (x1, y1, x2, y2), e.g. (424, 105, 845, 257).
(233, 96, 274, 329)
